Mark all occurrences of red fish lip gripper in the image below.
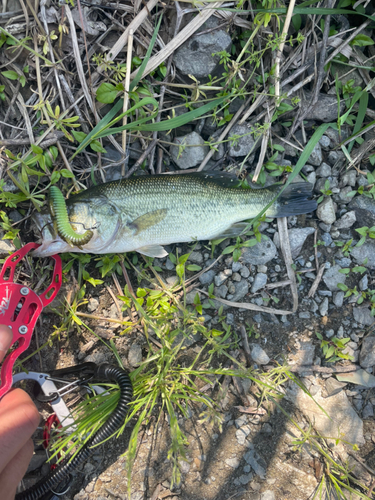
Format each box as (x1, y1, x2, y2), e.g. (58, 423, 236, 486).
(0, 242, 62, 399)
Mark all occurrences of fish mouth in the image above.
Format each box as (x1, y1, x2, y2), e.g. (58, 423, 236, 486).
(32, 210, 73, 257)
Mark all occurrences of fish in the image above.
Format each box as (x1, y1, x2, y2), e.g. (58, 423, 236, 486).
(32, 172, 317, 258)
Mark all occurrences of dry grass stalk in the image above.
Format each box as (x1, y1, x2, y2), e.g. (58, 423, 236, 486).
(65, 5, 94, 112)
(198, 289, 292, 316)
(274, 0, 296, 101)
(277, 217, 298, 312)
(122, 29, 134, 176)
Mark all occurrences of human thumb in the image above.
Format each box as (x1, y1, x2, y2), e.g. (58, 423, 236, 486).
(0, 325, 13, 363)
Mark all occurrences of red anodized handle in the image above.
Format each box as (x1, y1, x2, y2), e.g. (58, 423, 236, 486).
(0, 243, 62, 399)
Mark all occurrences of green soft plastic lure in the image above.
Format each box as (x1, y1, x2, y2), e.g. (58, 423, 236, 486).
(49, 186, 93, 247)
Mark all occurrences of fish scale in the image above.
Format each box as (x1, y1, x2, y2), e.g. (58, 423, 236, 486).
(33, 173, 317, 258)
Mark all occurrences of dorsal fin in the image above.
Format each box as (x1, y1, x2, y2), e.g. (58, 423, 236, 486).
(190, 171, 240, 188)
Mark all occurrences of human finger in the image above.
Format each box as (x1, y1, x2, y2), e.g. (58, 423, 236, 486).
(0, 325, 13, 364)
(0, 388, 40, 473)
(0, 438, 34, 500)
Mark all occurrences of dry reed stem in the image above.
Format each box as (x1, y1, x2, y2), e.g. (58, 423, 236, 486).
(274, 0, 296, 101)
(121, 29, 134, 176)
(277, 217, 298, 313)
(65, 5, 94, 112)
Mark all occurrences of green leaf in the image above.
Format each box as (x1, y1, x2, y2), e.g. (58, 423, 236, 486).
(19, 74, 26, 87)
(242, 238, 257, 247)
(90, 140, 107, 153)
(337, 283, 348, 291)
(355, 226, 368, 236)
(1, 70, 19, 80)
(233, 248, 241, 262)
(51, 171, 60, 184)
(96, 82, 119, 104)
(136, 288, 147, 298)
(176, 263, 185, 278)
(325, 345, 335, 359)
(168, 253, 177, 264)
(222, 245, 235, 255)
(339, 268, 350, 274)
(316, 332, 323, 340)
(72, 130, 87, 143)
(60, 169, 75, 178)
(193, 293, 200, 305)
(352, 266, 366, 273)
(186, 264, 202, 271)
(350, 34, 374, 47)
(31, 144, 43, 155)
(178, 253, 190, 265)
(50, 146, 58, 161)
(292, 13, 301, 32)
(356, 235, 366, 247)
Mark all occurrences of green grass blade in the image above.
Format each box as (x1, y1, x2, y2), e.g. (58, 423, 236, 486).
(217, 6, 375, 23)
(72, 97, 158, 157)
(340, 119, 375, 147)
(71, 99, 124, 160)
(130, 13, 163, 91)
(94, 112, 159, 138)
(101, 95, 227, 134)
(249, 123, 331, 227)
(348, 91, 368, 153)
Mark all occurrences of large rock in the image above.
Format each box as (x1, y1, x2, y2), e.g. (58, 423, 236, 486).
(273, 227, 315, 259)
(302, 92, 345, 123)
(334, 211, 356, 229)
(349, 195, 375, 228)
(0, 239, 15, 257)
(174, 18, 231, 79)
(228, 123, 260, 157)
(244, 448, 267, 479)
(288, 340, 315, 367)
(270, 459, 317, 500)
(286, 383, 365, 446)
(353, 307, 374, 326)
(351, 241, 375, 268)
(231, 279, 249, 302)
(317, 197, 336, 224)
(307, 142, 322, 166)
(170, 132, 209, 169)
(323, 265, 346, 291)
(240, 238, 277, 265)
(360, 336, 375, 368)
(251, 344, 270, 365)
(251, 273, 267, 293)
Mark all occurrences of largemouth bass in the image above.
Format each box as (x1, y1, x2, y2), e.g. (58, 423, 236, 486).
(33, 172, 316, 258)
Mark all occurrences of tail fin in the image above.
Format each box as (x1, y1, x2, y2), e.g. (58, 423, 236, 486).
(272, 182, 317, 217)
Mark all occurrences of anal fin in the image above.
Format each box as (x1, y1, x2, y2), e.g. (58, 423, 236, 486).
(212, 222, 252, 239)
(137, 245, 168, 258)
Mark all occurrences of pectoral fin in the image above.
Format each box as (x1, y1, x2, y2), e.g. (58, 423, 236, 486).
(128, 209, 168, 235)
(137, 245, 168, 258)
